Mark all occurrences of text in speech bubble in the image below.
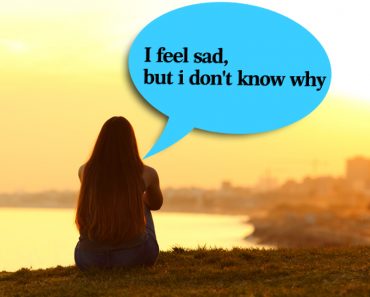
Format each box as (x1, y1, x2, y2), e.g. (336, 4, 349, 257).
(128, 2, 331, 158)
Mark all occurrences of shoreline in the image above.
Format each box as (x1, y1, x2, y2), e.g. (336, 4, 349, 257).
(2, 205, 369, 249)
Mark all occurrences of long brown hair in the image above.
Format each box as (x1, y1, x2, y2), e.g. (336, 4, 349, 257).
(75, 116, 145, 245)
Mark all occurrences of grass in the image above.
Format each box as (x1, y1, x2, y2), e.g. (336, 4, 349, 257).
(0, 246, 369, 297)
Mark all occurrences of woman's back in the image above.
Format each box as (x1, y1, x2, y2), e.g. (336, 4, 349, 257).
(74, 117, 163, 270)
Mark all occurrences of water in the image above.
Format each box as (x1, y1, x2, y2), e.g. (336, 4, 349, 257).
(0, 208, 260, 272)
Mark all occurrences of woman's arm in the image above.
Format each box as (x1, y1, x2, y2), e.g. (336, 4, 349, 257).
(142, 165, 163, 210)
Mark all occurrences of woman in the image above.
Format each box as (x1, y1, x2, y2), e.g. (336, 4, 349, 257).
(74, 116, 163, 270)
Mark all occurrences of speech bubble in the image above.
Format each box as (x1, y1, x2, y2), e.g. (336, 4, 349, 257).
(128, 2, 331, 158)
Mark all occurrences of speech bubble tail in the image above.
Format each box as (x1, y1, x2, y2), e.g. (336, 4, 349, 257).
(144, 117, 193, 159)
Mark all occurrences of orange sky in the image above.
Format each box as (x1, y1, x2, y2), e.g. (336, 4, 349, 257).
(1, 0, 370, 192)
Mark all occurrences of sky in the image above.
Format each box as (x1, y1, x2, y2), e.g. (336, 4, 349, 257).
(0, 0, 370, 192)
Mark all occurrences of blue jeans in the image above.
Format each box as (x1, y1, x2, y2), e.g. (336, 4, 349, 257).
(74, 207, 159, 270)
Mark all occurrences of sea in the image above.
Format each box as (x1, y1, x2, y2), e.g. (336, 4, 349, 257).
(0, 207, 263, 272)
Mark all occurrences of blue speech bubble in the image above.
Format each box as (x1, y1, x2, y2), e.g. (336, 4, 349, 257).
(128, 2, 331, 158)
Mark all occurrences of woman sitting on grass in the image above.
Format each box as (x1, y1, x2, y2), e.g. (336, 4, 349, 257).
(74, 116, 163, 270)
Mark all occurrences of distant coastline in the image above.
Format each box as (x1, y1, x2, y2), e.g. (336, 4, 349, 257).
(1, 165, 370, 249)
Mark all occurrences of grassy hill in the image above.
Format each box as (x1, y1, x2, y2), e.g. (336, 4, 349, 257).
(0, 246, 369, 297)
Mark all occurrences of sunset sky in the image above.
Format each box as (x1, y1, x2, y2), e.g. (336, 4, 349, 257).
(1, 0, 369, 192)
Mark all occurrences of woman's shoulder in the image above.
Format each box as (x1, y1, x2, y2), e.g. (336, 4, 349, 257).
(143, 165, 159, 181)
(78, 163, 87, 180)
(142, 165, 160, 189)
(143, 165, 157, 175)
